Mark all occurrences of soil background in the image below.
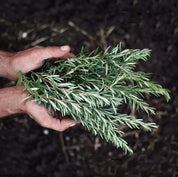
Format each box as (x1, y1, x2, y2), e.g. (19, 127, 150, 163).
(0, 0, 177, 177)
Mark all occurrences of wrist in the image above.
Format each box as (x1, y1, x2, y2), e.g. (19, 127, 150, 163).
(0, 51, 10, 79)
(0, 51, 19, 81)
(15, 85, 29, 113)
(0, 85, 28, 117)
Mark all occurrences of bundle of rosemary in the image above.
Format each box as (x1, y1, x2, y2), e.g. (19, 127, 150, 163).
(17, 45, 170, 154)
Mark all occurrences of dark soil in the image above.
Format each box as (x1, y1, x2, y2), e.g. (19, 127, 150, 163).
(0, 0, 177, 177)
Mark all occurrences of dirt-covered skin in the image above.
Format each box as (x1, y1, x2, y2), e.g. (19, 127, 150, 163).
(0, 0, 177, 177)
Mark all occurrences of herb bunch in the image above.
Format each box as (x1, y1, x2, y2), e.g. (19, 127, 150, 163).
(17, 45, 170, 154)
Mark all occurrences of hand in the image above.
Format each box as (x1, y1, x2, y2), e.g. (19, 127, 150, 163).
(0, 46, 79, 131)
(23, 88, 79, 131)
(1, 45, 74, 81)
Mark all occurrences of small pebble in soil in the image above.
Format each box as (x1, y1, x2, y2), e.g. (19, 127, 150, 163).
(65, 136, 70, 141)
(43, 129, 49, 135)
(22, 32, 28, 38)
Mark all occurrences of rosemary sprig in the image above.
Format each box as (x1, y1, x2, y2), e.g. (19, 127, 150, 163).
(17, 45, 170, 154)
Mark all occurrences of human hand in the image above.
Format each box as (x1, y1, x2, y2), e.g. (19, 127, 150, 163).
(0, 85, 79, 131)
(0, 46, 79, 131)
(0, 45, 74, 81)
(23, 89, 79, 131)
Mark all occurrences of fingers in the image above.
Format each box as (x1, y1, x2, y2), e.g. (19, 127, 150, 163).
(25, 100, 79, 132)
(50, 118, 79, 132)
(48, 52, 75, 62)
(60, 52, 75, 60)
(32, 45, 71, 62)
(40, 116, 79, 132)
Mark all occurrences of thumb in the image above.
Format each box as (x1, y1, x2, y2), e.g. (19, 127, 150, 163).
(34, 45, 71, 62)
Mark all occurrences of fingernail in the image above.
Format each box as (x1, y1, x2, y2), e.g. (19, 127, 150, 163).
(70, 123, 76, 127)
(60, 45, 70, 51)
